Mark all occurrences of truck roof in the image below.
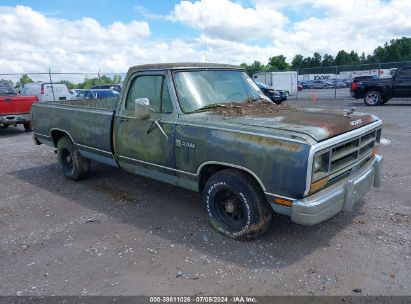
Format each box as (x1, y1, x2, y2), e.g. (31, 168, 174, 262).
(127, 62, 241, 74)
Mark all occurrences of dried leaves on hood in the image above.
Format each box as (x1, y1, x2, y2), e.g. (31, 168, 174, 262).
(213, 98, 297, 117)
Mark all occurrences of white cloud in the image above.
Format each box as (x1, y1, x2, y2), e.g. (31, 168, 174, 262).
(0, 1, 411, 81)
(168, 0, 411, 60)
(167, 0, 288, 42)
(0, 5, 154, 75)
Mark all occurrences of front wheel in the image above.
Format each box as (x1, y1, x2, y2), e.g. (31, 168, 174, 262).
(364, 91, 382, 106)
(57, 136, 91, 181)
(202, 169, 272, 241)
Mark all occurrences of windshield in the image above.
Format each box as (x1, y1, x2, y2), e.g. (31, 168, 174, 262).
(173, 70, 262, 113)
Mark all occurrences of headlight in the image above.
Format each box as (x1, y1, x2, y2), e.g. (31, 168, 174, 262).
(312, 151, 330, 182)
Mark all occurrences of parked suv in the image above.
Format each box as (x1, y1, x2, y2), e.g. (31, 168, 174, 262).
(255, 82, 286, 104)
(91, 84, 122, 92)
(71, 89, 120, 100)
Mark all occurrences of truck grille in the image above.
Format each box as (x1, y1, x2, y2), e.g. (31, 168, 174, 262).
(329, 128, 381, 178)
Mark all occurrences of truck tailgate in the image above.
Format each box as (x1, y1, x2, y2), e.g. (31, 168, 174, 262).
(32, 102, 115, 157)
(0, 96, 38, 115)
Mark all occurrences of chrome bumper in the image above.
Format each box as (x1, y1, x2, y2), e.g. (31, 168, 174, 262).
(0, 113, 31, 125)
(291, 155, 382, 225)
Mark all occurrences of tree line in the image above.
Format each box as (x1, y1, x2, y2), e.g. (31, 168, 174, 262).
(240, 37, 411, 75)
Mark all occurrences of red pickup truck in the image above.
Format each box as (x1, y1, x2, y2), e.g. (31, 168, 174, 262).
(0, 81, 38, 131)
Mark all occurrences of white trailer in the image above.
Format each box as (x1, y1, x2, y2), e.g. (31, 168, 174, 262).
(253, 71, 298, 95)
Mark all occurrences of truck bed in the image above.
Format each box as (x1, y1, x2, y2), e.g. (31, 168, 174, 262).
(0, 95, 38, 115)
(32, 98, 118, 165)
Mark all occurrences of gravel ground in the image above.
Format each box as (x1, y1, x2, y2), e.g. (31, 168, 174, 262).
(0, 98, 410, 296)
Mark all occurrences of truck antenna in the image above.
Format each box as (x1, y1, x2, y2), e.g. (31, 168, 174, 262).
(204, 26, 207, 63)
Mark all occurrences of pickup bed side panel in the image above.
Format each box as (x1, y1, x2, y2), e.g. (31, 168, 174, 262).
(0, 96, 38, 115)
(175, 124, 310, 199)
(32, 103, 116, 165)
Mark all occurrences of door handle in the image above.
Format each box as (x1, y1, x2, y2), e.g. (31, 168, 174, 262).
(4, 98, 12, 102)
(118, 117, 129, 122)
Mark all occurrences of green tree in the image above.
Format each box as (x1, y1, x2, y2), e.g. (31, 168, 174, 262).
(112, 74, 122, 84)
(267, 55, 289, 71)
(322, 54, 335, 67)
(349, 51, 360, 64)
(60, 80, 76, 90)
(312, 52, 322, 67)
(335, 50, 352, 65)
(291, 54, 304, 69)
(373, 37, 411, 62)
(240, 61, 267, 76)
(15, 74, 34, 89)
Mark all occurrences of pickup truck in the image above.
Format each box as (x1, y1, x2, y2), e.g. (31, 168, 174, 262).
(32, 63, 383, 240)
(0, 81, 38, 131)
(351, 67, 411, 105)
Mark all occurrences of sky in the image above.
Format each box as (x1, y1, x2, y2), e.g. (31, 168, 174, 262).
(0, 0, 410, 74)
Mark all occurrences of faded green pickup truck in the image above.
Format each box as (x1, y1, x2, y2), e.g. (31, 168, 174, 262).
(32, 63, 383, 240)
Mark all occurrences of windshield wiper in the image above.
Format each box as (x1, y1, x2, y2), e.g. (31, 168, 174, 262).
(193, 103, 227, 113)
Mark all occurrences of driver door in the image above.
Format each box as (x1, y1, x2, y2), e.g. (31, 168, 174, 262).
(114, 72, 177, 178)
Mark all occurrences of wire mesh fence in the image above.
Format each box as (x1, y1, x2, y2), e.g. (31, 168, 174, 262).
(0, 70, 126, 103)
(1, 60, 410, 102)
(255, 60, 411, 101)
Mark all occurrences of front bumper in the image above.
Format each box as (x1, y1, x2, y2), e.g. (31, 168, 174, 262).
(291, 155, 382, 225)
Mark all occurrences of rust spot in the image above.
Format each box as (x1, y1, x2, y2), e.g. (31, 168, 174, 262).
(231, 132, 303, 152)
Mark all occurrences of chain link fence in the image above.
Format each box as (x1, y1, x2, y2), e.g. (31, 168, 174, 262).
(1, 60, 411, 102)
(254, 60, 411, 101)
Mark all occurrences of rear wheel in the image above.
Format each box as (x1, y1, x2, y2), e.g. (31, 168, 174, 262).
(23, 122, 32, 132)
(57, 136, 91, 181)
(364, 91, 382, 106)
(202, 169, 272, 241)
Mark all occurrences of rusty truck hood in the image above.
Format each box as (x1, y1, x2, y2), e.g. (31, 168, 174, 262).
(205, 108, 379, 142)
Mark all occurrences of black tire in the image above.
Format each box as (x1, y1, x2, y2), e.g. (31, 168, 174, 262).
(57, 136, 91, 181)
(0, 125, 9, 129)
(202, 169, 272, 241)
(364, 91, 382, 106)
(23, 122, 32, 132)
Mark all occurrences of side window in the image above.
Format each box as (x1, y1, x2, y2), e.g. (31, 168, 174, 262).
(398, 68, 411, 80)
(85, 91, 94, 99)
(125, 75, 173, 114)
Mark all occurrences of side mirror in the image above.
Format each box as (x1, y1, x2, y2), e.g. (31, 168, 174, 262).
(135, 98, 150, 120)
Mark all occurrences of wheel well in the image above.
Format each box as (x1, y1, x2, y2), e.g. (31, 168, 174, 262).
(198, 164, 265, 193)
(50, 130, 71, 147)
(364, 87, 384, 94)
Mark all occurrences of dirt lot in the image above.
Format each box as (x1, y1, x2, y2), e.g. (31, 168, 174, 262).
(0, 98, 410, 296)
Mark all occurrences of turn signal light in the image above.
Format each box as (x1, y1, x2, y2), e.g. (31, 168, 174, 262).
(273, 197, 293, 207)
(310, 177, 329, 194)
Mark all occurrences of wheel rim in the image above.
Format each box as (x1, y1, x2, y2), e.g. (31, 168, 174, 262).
(61, 148, 74, 174)
(213, 188, 247, 230)
(366, 93, 379, 104)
